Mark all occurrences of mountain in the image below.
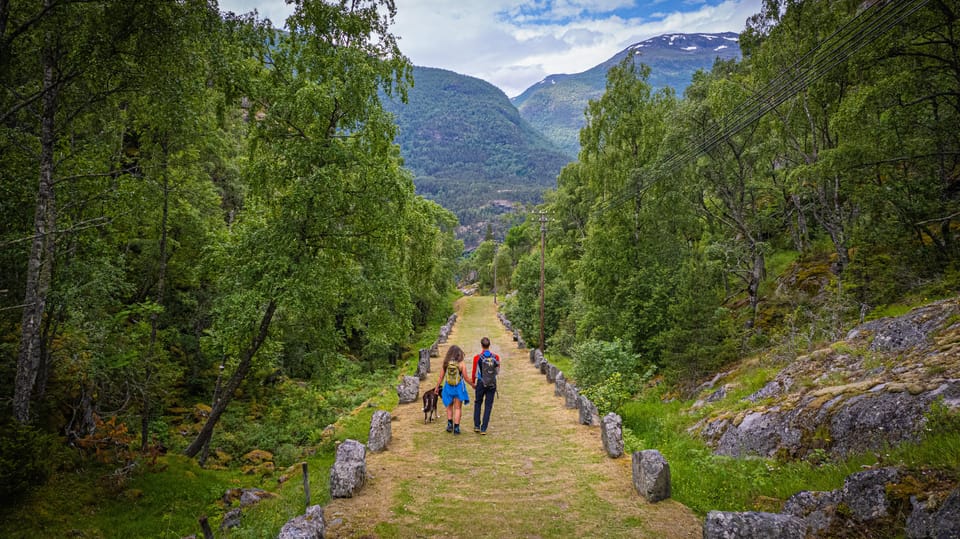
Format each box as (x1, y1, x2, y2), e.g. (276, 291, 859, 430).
(513, 32, 742, 156)
(384, 66, 573, 247)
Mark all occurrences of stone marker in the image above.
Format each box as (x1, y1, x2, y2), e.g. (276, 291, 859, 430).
(702, 511, 805, 539)
(631, 449, 671, 502)
(277, 505, 325, 539)
(396, 375, 419, 404)
(416, 349, 430, 380)
(601, 413, 624, 458)
(577, 395, 600, 426)
(330, 439, 366, 498)
(554, 372, 565, 397)
(367, 410, 391, 452)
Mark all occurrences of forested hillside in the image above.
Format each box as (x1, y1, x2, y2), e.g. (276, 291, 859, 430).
(383, 66, 572, 248)
(499, 0, 959, 386)
(513, 32, 742, 156)
(0, 0, 459, 511)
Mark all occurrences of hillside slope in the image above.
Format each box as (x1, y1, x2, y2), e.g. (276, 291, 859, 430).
(513, 32, 742, 156)
(384, 67, 573, 246)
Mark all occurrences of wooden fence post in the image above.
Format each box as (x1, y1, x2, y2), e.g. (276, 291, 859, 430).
(302, 461, 311, 509)
(199, 515, 214, 539)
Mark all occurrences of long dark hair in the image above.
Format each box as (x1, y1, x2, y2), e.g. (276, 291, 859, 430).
(442, 345, 464, 372)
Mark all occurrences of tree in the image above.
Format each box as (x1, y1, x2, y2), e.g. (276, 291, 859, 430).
(183, 0, 412, 458)
(2, 0, 221, 424)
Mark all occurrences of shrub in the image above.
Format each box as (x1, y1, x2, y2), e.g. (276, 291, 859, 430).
(0, 420, 54, 502)
(571, 339, 652, 391)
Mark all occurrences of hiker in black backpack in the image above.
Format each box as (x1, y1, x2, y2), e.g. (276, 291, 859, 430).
(435, 345, 474, 434)
(470, 337, 500, 435)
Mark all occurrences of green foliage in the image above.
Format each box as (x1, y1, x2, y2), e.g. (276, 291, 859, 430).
(0, 420, 54, 502)
(570, 339, 652, 397)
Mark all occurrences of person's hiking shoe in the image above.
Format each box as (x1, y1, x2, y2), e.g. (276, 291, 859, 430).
(481, 430, 487, 436)
(446, 420, 453, 433)
(474, 426, 481, 433)
(453, 425, 461, 435)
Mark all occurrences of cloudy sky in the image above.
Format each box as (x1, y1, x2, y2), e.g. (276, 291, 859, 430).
(218, 0, 762, 97)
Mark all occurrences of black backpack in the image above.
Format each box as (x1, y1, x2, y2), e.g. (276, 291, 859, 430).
(479, 351, 498, 388)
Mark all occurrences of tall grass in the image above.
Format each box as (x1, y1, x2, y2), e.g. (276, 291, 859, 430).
(621, 392, 871, 515)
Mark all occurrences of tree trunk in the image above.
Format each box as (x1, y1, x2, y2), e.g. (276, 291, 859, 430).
(183, 299, 277, 458)
(14, 25, 57, 424)
(142, 165, 170, 451)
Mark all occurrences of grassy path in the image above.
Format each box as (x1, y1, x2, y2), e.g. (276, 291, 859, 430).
(323, 296, 701, 538)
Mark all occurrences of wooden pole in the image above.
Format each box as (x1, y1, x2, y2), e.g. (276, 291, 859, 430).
(539, 211, 547, 350)
(302, 461, 311, 509)
(199, 515, 214, 539)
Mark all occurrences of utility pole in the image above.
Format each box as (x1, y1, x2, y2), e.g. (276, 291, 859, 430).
(538, 211, 547, 351)
(492, 241, 498, 305)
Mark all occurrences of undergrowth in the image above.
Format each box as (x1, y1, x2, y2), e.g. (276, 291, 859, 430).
(0, 292, 460, 538)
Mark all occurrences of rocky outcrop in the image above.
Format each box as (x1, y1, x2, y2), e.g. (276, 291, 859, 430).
(742, 466, 929, 537)
(693, 299, 960, 460)
(907, 487, 960, 538)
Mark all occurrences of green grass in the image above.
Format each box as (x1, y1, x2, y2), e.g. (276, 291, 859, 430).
(621, 388, 960, 516)
(0, 291, 461, 538)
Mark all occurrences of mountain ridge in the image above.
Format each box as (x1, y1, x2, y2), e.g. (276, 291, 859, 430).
(513, 32, 742, 156)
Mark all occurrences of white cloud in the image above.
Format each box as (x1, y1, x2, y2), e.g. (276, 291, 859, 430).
(217, 0, 292, 27)
(218, 0, 762, 97)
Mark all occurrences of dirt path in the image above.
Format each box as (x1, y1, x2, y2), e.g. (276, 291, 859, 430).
(323, 296, 702, 538)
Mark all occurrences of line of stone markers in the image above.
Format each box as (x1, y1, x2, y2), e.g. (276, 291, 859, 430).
(497, 311, 672, 506)
(269, 312, 459, 538)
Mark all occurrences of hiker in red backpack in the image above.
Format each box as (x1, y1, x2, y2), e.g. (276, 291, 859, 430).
(471, 337, 500, 435)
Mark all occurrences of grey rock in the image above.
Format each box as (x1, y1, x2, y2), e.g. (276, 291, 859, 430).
(829, 391, 931, 457)
(600, 413, 624, 458)
(631, 449, 670, 502)
(540, 360, 549, 375)
(847, 298, 958, 352)
(240, 487, 270, 508)
(529, 349, 537, 363)
(782, 490, 840, 536)
(713, 408, 803, 458)
(703, 511, 805, 539)
(547, 364, 558, 383)
(220, 508, 242, 530)
(907, 488, 960, 539)
(416, 349, 431, 380)
(367, 410, 391, 452)
(555, 372, 565, 397)
(564, 383, 579, 409)
(429, 341, 439, 357)
(705, 385, 728, 403)
(396, 375, 420, 404)
(517, 336, 526, 349)
(746, 375, 794, 402)
(329, 439, 366, 498)
(277, 505, 325, 539)
(577, 395, 600, 426)
(840, 467, 900, 522)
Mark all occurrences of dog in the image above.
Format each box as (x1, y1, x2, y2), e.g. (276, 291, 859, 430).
(422, 386, 441, 423)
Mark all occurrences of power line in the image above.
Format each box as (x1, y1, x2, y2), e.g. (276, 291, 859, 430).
(590, 0, 930, 217)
